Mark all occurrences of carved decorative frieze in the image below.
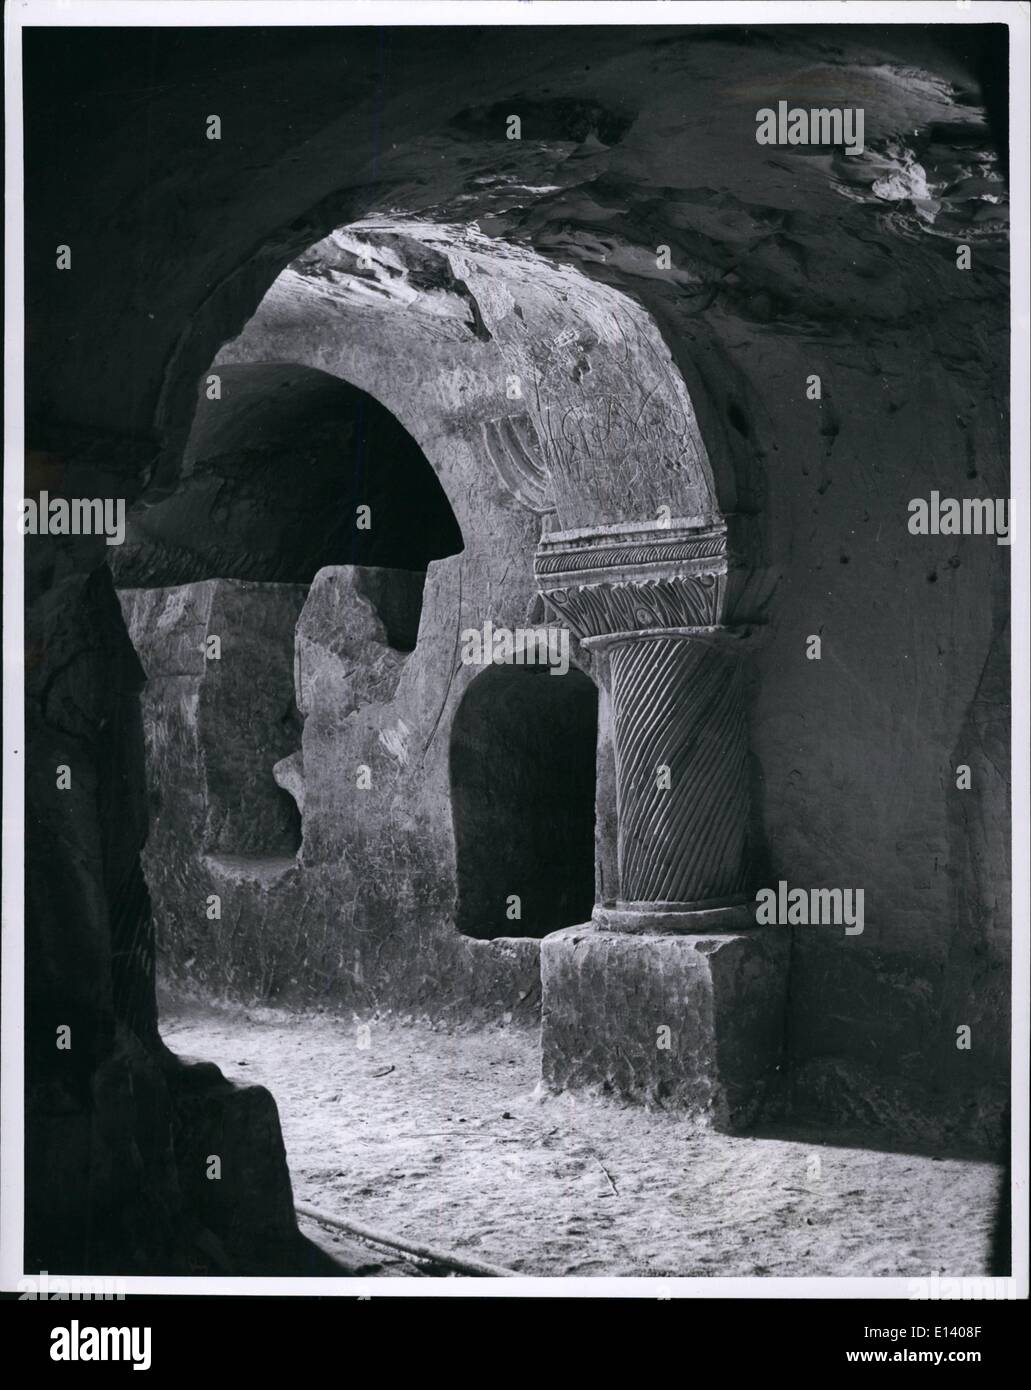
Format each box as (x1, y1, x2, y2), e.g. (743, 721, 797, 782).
(534, 529, 726, 576)
(535, 517, 728, 641)
(542, 573, 725, 639)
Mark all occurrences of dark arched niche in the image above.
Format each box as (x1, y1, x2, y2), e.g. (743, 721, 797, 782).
(112, 361, 463, 587)
(450, 662, 598, 940)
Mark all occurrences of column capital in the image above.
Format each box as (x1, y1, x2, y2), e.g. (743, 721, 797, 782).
(534, 515, 729, 641)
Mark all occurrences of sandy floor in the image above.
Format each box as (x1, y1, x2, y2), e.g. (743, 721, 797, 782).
(160, 999, 1002, 1279)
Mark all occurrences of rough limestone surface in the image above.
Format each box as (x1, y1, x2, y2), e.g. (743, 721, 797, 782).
(169, 1062, 302, 1273)
(540, 925, 791, 1131)
(118, 580, 308, 858)
(293, 566, 425, 725)
(121, 564, 545, 1018)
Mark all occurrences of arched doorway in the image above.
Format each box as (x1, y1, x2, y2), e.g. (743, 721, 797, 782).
(113, 360, 463, 588)
(114, 357, 464, 912)
(450, 662, 598, 940)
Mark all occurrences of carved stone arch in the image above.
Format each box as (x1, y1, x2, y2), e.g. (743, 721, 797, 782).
(209, 217, 741, 931)
(212, 218, 722, 534)
(127, 209, 777, 1126)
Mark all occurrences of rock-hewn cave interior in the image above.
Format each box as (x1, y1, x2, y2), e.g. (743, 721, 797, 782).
(18, 20, 1013, 1282)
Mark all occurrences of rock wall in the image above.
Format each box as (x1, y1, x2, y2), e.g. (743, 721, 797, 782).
(25, 551, 332, 1274)
(119, 568, 545, 1018)
(119, 580, 307, 860)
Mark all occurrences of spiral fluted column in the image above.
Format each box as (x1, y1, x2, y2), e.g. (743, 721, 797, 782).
(535, 516, 754, 933)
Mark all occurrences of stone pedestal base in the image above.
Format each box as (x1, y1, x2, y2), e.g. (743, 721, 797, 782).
(540, 924, 789, 1131)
